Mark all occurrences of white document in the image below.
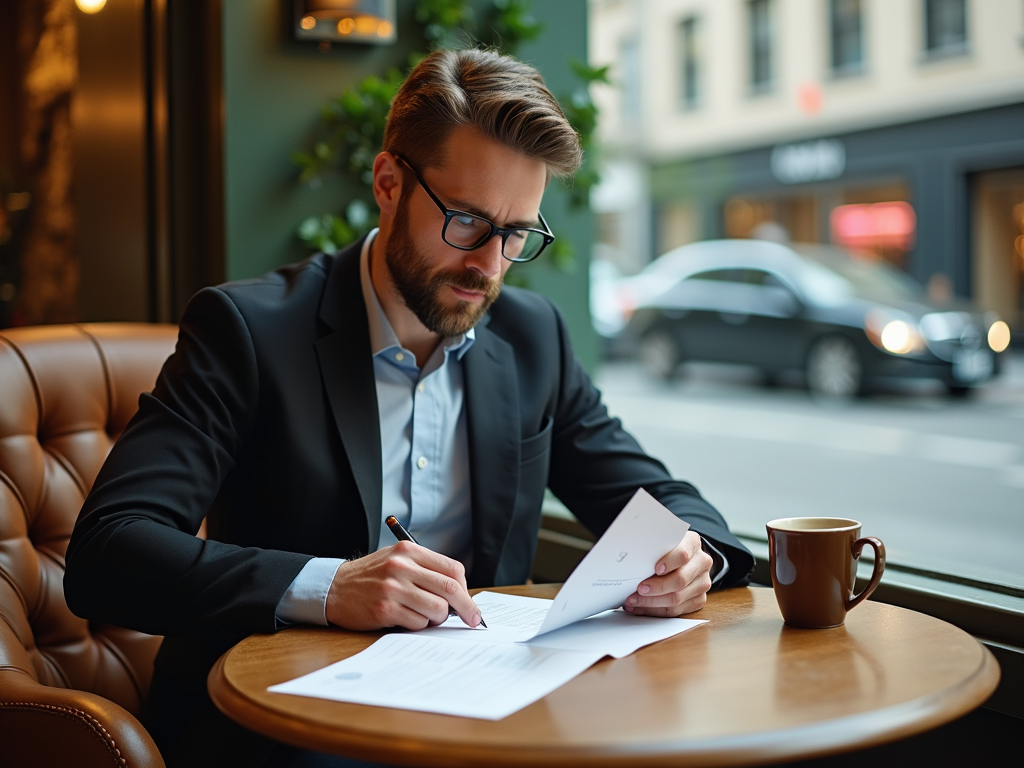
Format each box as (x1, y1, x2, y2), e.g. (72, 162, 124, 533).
(422, 591, 706, 659)
(269, 488, 702, 719)
(536, 487, 690, 636)
(268, 633, 603, 720)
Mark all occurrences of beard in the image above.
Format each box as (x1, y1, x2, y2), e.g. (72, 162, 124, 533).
(384, 207, 503, 338)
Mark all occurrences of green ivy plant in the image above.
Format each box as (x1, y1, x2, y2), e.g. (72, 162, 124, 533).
(292, 0, 604, 272)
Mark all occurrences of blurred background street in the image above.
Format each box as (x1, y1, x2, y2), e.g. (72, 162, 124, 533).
(597, 352, 1024, 589)
(587, 0, 1024, 592)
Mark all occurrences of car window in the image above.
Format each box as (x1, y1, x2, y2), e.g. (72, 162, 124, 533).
(688, 269, 744, 283)
(791, 244, 926, 303)
(752, 270, 782, 287)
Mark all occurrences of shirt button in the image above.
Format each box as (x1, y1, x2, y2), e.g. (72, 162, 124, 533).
(416, 456, 428, 469)
(395, 352, 405, 362)
(417, 382, 425, 393)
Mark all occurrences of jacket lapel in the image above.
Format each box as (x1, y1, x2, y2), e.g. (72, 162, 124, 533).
(314, 239, 383, 552)
(462, 321, 520, 587)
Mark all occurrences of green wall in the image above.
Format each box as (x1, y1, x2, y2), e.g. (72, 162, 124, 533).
(221, 0, 595, 370)
(514, 0, 596, 372)
(221, 0, 420, 279)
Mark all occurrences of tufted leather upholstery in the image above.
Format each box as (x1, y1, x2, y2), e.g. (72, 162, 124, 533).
(0, 323, 178, 768)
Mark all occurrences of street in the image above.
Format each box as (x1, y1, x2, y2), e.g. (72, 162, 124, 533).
(595, 354, 1024, 590)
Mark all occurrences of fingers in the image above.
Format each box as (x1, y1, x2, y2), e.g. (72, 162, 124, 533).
(326, 541, 480, 631)
(408, 542, 469, 592)
(408, 547, 480, 628)
(652, 529, 702, 577)
(623, 532, 714, 617)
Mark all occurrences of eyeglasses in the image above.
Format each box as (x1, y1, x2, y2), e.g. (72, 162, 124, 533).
(392, 153, 555, 263)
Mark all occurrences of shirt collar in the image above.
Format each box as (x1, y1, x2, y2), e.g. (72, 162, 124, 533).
(359, 229, 475, 361)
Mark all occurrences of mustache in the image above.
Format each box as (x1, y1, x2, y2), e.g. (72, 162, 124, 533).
(436, 269, 496, 294)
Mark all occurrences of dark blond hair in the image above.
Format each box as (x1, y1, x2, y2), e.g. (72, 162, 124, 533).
(383, 48, 582, 179)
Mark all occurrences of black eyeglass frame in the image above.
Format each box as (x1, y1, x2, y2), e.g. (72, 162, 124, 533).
(391, 153, 555, 263)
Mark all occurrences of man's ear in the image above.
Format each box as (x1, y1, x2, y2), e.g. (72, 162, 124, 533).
(372, 152, 403, 216)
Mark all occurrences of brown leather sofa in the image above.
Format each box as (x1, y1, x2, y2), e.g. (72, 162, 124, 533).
(0, 323, 178, 768)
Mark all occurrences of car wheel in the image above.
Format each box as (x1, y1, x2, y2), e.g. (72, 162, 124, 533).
(805, 335, 863, 399)
(639, 330, 680, 381)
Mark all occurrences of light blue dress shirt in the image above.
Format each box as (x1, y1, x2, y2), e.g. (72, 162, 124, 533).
(276, 231, 474, 625)
(276, 231, 729, 625)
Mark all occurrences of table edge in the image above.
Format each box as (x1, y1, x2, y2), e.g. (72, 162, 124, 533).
(207, 635, 1001, 767)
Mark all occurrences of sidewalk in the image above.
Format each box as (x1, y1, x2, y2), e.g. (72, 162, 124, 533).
(976, 352, 1024, 408)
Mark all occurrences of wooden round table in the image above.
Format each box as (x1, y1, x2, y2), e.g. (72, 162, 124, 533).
(208, 585, 999, 767)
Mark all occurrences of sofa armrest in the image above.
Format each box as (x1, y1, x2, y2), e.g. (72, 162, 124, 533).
(0, 668, 165, 768)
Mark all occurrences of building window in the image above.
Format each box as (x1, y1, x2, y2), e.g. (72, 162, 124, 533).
(748, 0, 773, 93)
(678, 16, 701, 109)
(830, 0, 864, 76)
(923, 0, 968, 57)
(620, 34, 641, 123)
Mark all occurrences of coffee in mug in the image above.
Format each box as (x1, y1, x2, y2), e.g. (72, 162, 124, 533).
(766, 517, 885, 629)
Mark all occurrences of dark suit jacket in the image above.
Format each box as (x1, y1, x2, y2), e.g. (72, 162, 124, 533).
(65, 237, 753, 763)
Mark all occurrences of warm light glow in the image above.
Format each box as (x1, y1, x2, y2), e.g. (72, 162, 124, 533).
(797, 82, 823, 115)
(830, 201, 917, 251)
(75, 0, 106, 12)
(337, 18, 355, 34)
(300, 15, 317, 30)
(1013, 203, 1024, 227)
(988, 321, 1011, 353)
(377, 20, 394, 37)
(880, 320, 920, 355)
(355, 16, 378, 35)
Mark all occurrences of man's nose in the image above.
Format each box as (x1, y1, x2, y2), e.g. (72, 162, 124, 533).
(464, 233, 505, 279)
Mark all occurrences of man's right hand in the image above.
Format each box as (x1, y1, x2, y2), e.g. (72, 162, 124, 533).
(325, 541, 482, 631)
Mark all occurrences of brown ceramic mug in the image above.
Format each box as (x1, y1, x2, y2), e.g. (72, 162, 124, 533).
(766, 517, 885, 628)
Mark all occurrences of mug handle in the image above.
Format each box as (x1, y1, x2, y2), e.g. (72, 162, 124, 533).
(846, 537, 886, 612)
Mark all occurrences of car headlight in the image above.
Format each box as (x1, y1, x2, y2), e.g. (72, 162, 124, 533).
(865, 310, 924, 355)
(880, 320, 923, 354)
(988, 320, 1011, 353)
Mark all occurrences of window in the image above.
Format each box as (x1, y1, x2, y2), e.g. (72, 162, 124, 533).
(830, 0, 864, 75)
(678, 16, 701, 109)
(620, 34, 642, 122)
(748, 0, 774, 92)
(923, 0, 968, 56)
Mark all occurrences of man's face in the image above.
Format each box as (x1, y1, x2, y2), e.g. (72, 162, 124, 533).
(383, 127, 548, 337)
(385, 190, 500, 337)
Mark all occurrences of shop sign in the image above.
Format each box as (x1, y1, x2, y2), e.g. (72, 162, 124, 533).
(770, 139, 845, 184)
(830, 201, 916, 251)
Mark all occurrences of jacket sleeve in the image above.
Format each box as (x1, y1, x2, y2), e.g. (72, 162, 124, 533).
(64, 287, 312, 638)
(544, 304, 754, 588)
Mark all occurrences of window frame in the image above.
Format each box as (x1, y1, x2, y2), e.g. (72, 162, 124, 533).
(828, 0, 865, 78)
(921, 0, 970, 61)
(677, 15, 701, 111)
(747, 0, 775, 95)
(619, 33, 643, 124)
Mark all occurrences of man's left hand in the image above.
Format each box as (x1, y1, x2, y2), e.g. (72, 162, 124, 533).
(623, 530, 713, 617)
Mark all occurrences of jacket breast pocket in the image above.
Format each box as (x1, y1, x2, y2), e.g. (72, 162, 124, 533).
(520, 415, 553, 465)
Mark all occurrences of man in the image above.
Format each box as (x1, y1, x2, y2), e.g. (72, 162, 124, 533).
(65, 48, 753, 766)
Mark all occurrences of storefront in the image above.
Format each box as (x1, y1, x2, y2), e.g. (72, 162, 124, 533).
(650, 102, 1024, 336)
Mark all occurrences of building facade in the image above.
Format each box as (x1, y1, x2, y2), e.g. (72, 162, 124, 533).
(590, 0, 1024, 334)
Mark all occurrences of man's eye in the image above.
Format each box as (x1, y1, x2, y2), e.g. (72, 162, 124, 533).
(508, 229, 527, 242)
(453, 215, 483, 229)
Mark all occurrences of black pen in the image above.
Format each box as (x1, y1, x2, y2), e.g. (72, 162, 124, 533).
(385, 515, 487, 628)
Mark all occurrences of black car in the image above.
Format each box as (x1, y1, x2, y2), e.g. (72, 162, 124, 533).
(621, 240, 1012, 397)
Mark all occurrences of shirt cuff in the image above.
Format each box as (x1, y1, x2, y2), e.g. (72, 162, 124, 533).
(275, 557, 346, 626)
(699, 536, 730, 587)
